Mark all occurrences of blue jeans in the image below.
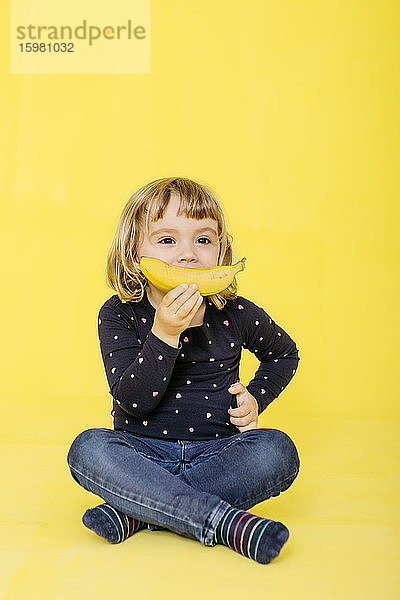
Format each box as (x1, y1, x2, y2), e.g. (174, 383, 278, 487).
(66, 427, 300, 547)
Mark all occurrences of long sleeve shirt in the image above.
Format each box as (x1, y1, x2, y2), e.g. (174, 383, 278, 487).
(97, 289, 300, 441)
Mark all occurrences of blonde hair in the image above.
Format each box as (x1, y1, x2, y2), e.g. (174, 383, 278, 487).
(106, 176, 238, 309)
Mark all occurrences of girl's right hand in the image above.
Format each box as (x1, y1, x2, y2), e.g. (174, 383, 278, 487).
(151, 283, 204, 344)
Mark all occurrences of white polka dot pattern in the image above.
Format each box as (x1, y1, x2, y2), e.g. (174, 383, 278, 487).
(97, 293, 300, 439)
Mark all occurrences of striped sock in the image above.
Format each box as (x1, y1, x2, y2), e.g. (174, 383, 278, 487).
(82, 503, 147, 544)
(213, 507, 290, 564)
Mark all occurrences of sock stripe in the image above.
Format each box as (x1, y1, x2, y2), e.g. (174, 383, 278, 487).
(124, 513, 131, 537)
(97, 505, 122, 543)
(105, 504, 128, 540)
(103, 504, 144, 539)
(246, 518, 267, 559)
(234, 513, 262, 557)
(218, 507, 236, 546)
(253, 519, 273, 562)
(232, 513, 250, 553)
(224, 509, 237, 547)
(240, 515, 260, 557)
(127, 514, 133, 537)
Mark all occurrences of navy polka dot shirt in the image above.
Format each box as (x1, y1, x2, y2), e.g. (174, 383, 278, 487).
(98, 290, 300, 441)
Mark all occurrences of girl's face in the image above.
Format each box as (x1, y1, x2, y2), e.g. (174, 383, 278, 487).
(137, 193, 220, 306)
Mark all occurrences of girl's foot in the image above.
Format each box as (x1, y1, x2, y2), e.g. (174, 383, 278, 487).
(82, 503, 147, 543)
(214, 507, 289, 564)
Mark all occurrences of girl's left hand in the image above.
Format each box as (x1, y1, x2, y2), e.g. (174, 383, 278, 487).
(227, 382, 259, 432)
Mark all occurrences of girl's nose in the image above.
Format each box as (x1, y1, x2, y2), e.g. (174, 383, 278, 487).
(178, 256, 197, 265)
(175, 239, 200, 265)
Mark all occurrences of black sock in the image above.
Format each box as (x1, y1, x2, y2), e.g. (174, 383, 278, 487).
(82, 503, 147, 544)
(214, 507, 289, 564)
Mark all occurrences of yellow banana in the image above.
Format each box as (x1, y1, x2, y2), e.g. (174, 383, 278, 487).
(139, 256, 246, 296)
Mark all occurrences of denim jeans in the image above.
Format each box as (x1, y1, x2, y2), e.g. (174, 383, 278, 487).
(66, 427, 300, 547)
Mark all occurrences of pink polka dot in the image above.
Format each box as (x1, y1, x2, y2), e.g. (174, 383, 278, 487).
(183, 336, 189, 342)
(261, 389, 266, 394)
(141, 317, 147, 323)
(238, 304, 244, 310)
(189, 427, 194, 432)
(153, 391, 159, 396)
(176, 392, 182, 398)
(223, 320, 229, 326)
(158, 355, 163, 360)
(125, 419, 129, 424)
(259, 337, 263, 341)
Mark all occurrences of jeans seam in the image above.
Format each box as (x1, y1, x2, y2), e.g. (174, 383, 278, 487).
(69, 463, 204, 538)
(134, 453, 177, 463)
(122, 445, 230, 465)
(108, 433, 180, 464)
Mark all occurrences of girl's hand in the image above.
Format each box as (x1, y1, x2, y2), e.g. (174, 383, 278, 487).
(152, 283, 204, 341)
(227, 382, 259, 433)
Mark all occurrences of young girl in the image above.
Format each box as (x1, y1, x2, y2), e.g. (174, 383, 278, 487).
(66, 177, 301, 565)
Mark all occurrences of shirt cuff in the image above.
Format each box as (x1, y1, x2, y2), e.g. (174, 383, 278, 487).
(146, 329, 183, 354)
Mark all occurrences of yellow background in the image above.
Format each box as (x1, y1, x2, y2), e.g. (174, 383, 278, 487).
(1, 0, 399, 598)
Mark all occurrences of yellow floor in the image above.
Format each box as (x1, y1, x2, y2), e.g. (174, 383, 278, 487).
(1, 410, 399, 600)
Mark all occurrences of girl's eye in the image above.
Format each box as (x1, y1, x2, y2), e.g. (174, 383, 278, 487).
(158, 237, 211, 244)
